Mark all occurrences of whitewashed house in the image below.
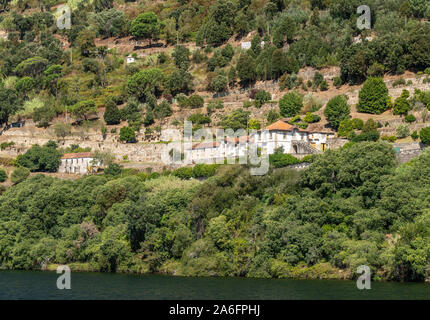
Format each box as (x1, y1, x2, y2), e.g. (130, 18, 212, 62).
(126, 55, 136, 64)
(252, 120, 335, 155)
(59, 152, 100, 175)
(185, 120, 335, 163)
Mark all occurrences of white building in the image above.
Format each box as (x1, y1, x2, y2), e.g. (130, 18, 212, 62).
(241, 41, 265, 50)
(59, 152, 100, 175)
(253, 120, 334, 155)
(126, 55, 136, 64)
(185, 120, 335, 163)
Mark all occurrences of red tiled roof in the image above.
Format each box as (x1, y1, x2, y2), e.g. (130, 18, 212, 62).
(265, 120, 294, 131)
(61, 152, 93, 159)
(225, 136, 251, 144)
(192, 141, 220, 150)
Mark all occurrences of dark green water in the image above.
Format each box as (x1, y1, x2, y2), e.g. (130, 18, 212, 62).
(1, 271, 429, 300)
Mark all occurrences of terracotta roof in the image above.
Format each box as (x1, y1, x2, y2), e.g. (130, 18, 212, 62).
(265, 120, 294, 131)
(225, 136, 251, 144)
(268, 119, 335, 134)
(61, 152, 93, 159)
(192, 141, 220, 150)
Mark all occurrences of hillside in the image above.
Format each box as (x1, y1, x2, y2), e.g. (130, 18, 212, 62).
(0, 0, 430, 163)
(2, 0, 430, 284)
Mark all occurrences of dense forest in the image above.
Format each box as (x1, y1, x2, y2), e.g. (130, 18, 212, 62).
(1, 141, 430, 282)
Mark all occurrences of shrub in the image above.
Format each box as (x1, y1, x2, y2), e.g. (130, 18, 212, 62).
(351, 131, 380, 142)
(338, 119, 354, 137)
(254, 90, 272, 108)
(288, 115, 301, 124)
(320, 80, 329, 91)
(119, 127, 136, 143)
(187, 95, 205, 109)
(193, 164, 217, 178)
(357, 78, 390, 114)
(393, 90, 411, 116)
(173, 167, 194, 179)
(248, 118, 261, 130)
(405, 114, 416, 123)
(303, 112, 321, 123)
(10, 167, 30, 185)
(0, 168, 7, 182)
(324, 95, 350, 129)
(362, 119, 378, 133)
(392, 78, 406, 87)
(420, 127, 430, 144)
(269, 153, 300, 168)
(333, 76, 342, 88)
(267, 110, 280, 124)
(411, 130, 419, 140)
(396, 124, 410, 139)
(104, 163, 122, 176)
(243, 101, 253, 108)
(367, 62, 385, 77)
(279, 92, 303, 117)
(381, 135, 397, 142)
(351, 118, 364, 130)
(188, 113, 211, 125)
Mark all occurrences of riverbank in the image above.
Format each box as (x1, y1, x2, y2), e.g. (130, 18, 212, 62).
(39, 262, 353, 282)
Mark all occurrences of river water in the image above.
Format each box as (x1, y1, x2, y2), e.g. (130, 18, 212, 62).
(1, 271, 429, 300)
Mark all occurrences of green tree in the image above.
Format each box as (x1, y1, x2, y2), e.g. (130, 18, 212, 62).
(94, 8, 127, 38)
(154, 100, 172, 120)
(15, 77, 35, 96)
(16, 141, 61, 172)
(338, 119, 354, 137)
(0, 168, 7, 182)
(0, 87, 21, 126)
(357, 78, 390, 114)
(127, 68, 165, 100)
(130, 12, 164, 43)
(221, 108, 250, 130)
(70, 100, 97, 121)
(53, 123, 72, 141)
(279, 92, 303, 117)
(420, 127, 430, 144)
(14, 56, 49, 77)
(75, 29, 96, 57)
(44, 65, 62, 97)
(324, 95, 350, 130)
(236, 52, 256, 84)
(10, 167, 30, 185)
(104, 99, 121, 125)
(406, 23, 430, 71)
(168, 69, 193, 95)
(172, 45, 191, 70)
(393, 90, 411, 116)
